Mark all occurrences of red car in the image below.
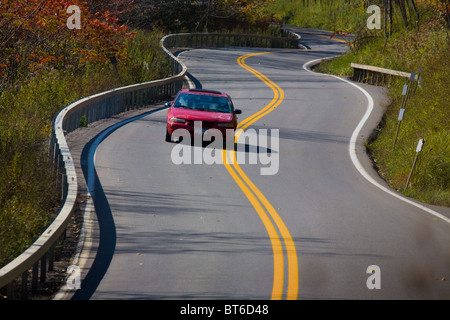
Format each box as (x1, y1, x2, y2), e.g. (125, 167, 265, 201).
(165, 89, 241, 142)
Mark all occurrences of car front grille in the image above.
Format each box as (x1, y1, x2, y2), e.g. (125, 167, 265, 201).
(188, 120, 216, 128)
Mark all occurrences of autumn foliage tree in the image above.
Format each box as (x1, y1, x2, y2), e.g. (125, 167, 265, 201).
(0, 0, 138, 268)
(0, 0, 136, 89)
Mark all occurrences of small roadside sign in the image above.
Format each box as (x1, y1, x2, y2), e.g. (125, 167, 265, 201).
(416, 139, 424, 153)
(398, 108, 405, 121)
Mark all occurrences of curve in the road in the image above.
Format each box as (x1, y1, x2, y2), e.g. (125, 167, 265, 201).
(223, 50, 301, 300)
(303, 58, 450, 225)
(67, 28, 449, 300)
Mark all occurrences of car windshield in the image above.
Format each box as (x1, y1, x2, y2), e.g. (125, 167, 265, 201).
(173, 93, 232, 113)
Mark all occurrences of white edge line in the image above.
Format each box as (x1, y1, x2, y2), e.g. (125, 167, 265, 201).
(302, 57, 450, 224)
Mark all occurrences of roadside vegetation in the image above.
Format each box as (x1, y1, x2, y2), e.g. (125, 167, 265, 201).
(269, 0, 449, 206)
(0, 0, 277, 268)
(0, 0, 170, 269)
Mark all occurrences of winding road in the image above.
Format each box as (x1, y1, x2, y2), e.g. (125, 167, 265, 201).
(69, 27, 449, 300)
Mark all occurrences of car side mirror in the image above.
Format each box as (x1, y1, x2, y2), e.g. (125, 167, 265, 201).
(165, 102, 172, 107)
(234, 109, 242, 114)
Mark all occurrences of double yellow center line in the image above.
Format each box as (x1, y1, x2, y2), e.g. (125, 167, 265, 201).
(222, 51, 299, 300)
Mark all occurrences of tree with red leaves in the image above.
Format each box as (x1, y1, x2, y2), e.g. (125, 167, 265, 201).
(0, 0, 135, 87)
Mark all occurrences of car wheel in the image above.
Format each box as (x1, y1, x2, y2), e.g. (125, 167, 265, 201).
(165, 128, 172, 142)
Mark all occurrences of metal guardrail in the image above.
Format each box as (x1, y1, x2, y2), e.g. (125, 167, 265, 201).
(164, 32, 300, 50)
(0, 31, 299, 299)
(351, 62, 417, 86)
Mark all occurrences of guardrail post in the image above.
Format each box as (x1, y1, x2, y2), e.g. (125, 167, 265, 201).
(7, 281, 13, 300)
(61, 172, 66, 202)
(21, 271, 28, 299)
(40, 254, 46, 283)
(48, 244, 55, 271)
(32, 262, 38, 294)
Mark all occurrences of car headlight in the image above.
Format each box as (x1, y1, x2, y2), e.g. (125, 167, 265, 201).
(170, 117, 187, 124)
(218, 122, 234, 128)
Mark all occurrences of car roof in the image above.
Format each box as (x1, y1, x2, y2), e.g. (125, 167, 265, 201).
(180, 88, 230, 98)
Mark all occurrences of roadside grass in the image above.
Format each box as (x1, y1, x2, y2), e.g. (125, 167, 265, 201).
(0, 29, 169, 268)
(367, 46, 449, 206)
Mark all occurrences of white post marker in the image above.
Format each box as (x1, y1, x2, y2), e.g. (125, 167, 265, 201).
(398, 108, 405, 121)
(393, 84, 410, 147)
(416, 138, 424, 153)
(405, 139, 425, 191)
(402, 84, 408, 96)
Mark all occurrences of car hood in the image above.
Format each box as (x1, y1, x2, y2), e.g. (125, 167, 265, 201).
(172, 108, 234, 122)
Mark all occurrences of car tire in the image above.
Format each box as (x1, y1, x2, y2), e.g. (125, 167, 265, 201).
(165, 128, 172, 142)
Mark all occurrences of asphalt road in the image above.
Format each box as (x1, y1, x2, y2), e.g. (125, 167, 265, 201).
(71, 27, 449, 300)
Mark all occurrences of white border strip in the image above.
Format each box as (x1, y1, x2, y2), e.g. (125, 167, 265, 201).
(303, 58, 450, 224)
